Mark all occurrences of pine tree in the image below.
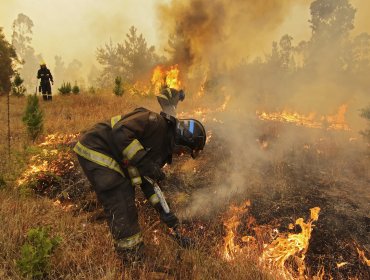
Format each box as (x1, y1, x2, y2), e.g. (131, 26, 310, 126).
(12, 73, 26, 97)
(113, 76, 123, 96)
(58, 82, 72, 95)
(72, 82, 80, 94)
(22, 94, 43, 142)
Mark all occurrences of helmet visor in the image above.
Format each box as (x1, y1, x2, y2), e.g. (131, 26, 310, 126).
(175, 119, 206, 158)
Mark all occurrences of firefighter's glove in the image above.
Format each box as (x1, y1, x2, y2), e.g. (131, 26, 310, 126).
(173, 233, 195, 249)
(160, 211, 179, 229)
(151, 164, 166, 181)
(136, 159, 165, 182)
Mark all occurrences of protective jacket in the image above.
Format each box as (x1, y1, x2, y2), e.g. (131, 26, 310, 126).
(74, 107, 175, 186)
(73, 108, 177, 250)
(37, 67, 53, 83)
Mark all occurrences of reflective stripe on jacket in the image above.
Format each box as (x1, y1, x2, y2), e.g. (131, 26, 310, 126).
(73, 141, 125, 176)
(74, 108, 175, 185)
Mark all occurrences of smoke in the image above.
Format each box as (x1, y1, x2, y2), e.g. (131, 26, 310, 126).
(156, 0, 307, 70)
(160, 0, 370, 218)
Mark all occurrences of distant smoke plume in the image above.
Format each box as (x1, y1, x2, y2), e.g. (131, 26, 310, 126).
(157, 0, 305, 70)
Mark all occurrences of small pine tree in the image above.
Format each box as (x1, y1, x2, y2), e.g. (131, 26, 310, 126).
(11, 73, 26, 97)
(22, 94, 43, 142)
(72, 82, 80, 94)
(113, 76, 124, 96)
(17, 227, 61, 279)
(58, 82, 72, 95)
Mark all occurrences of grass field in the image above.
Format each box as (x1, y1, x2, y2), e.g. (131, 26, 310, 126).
(0, 94, 273, 280)
(1, 92, 369, 279)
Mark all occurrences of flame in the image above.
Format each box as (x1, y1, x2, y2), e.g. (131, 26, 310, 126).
(197, 72, 208, 97)
(257, 110, 321, 128)
(151, 64, 182, 95)
(256, 104, 350, 131)
(222, 204, 321, 279)
(39, 133, 79, 146)
(223, 200, 251, 261)
(261, 207, 320, 278)
(17, 149, 59, 186)
(18, 133, 78, 187)
(357, 247, 370, 266)
(336, 262, 348, 268)
(324, 104, 350, 131)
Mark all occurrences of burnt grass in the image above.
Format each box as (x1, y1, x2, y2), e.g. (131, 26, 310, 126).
(249, 163, 369, 279)
(23, 126, 370, 279)
(167, 123, 370, 279)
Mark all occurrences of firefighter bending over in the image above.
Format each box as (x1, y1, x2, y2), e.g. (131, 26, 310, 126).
(73, 107, 206, 263)
(37, 62, 54, 101)
(156, 87, 185, 116)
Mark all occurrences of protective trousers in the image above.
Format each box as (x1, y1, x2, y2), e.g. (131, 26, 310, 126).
(40, 81, 52, 101)
(77, 156, 142, 250)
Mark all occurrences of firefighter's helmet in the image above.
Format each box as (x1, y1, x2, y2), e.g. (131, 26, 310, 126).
(175, 118, 206, 158)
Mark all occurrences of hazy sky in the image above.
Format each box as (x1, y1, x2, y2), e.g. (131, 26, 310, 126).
(0, 0, 165, 69)
(0, 0, 368, 72)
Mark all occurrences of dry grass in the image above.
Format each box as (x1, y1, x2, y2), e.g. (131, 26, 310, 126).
(0, 94, 271, 280)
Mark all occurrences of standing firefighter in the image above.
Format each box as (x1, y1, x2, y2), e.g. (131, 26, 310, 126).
(37, 62, 54, 101)
(73, 107, 206, 263)
(156, 87, 185, 116)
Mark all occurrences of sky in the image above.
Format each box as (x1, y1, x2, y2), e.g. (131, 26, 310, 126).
(0, 0, 369, 73)
(0, 0, 164, 70)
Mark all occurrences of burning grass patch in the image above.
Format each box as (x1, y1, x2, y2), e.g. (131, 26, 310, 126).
(17, 133, 96, 213)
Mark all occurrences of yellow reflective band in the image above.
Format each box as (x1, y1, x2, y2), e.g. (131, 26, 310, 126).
(156, 93, 169, 100)
(131, 177, 142, 186)
(115, 232, 143, 249)
(127, 166, 142, 186)
(149, 194, 160, 205)
(127, 166, 139, 177)
(111, 115, 122, 128)
(166, 88, 173, 98)
(123, 139, 144, 160)
(73, 142, 124, 176)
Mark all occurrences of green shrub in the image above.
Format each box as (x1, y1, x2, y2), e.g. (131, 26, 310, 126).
(113, 76, 124, 96)
(12, 73, 26, 97)
(22, 94, 43, 142)
(72, 82, 80, 94)
(58, 82, 72, 95)
(17, 227, 61, 279)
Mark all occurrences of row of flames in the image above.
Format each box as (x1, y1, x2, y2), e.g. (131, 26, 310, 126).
(151, 64, 351, 132)
(256, 104, 351, 131)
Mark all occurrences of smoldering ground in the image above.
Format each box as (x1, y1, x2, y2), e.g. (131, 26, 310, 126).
(158, 1, 370, 277)
(158, 0, 369, 216)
